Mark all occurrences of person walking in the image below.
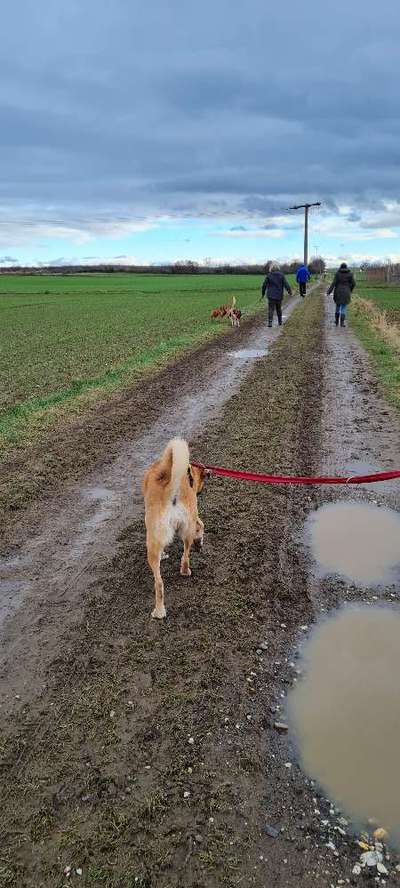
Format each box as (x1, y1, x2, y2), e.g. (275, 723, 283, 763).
(327, 262, 355, 327)
(261, 262, 292, 327)
(296, 263, 311, 297)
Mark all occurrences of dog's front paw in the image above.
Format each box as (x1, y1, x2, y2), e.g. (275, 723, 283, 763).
(151, 605, 167, 619)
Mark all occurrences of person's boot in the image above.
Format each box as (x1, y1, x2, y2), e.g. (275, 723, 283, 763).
(335, 313, 339, 326)
(340, 315, 346, 328)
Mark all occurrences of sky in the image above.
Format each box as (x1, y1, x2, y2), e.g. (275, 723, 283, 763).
(1, 0, 400, 267)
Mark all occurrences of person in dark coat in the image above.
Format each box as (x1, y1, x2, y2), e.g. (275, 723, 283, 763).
(327, 262, 356, 327)
(261, 262, 292, 327)
(296, 263, 311, 297)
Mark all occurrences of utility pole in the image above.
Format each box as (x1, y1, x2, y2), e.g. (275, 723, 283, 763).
(288, 202, 321, 266)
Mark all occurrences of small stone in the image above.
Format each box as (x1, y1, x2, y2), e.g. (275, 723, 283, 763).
(64, 866, 72, 876)
(246, 715, 252, 721)
(280, 623, 287, 628)
(377, 863, 388, 875)
(209, 816, 214, 823)
(352, 864, 362, 876)
(361, 850, 382, 867)
(301, 625, 308, 631)
(265, 823, 280, 838)
(284, 762, 292, 769)
(260, 642, 268, 650)
(256, 649, 262, 655)
(188, 737, 194, 744)
(195, 834, 203, 843)
(274, 721, 288, 733)
(76, 869, 83, 877)
(187, 767, 193, 774)
(373, 828, 388, 842)
(110, 710, 115, 718)
(183, 791, 190, 799)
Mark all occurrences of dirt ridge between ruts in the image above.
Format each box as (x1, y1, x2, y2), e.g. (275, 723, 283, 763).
(0, 290, 328, 888)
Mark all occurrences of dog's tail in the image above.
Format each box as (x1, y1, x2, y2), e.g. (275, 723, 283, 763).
(231, 295, 236, 309)
(157, 438, 190, 497)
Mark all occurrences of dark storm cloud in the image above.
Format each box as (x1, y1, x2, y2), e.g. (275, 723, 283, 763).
(0, 0, 399, 231)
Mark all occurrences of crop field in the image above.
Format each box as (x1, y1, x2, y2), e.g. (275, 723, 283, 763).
(355, 280, 400, 323)
(0, 273, 280, 451)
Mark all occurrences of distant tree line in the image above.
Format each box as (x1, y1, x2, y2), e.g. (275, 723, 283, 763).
(0, 257, 326, 276)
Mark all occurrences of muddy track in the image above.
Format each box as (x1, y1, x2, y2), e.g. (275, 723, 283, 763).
(0, 286, 399, 888)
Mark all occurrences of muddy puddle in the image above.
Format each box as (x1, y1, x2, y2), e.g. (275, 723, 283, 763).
(229, 348, 268, 360)
(306, 501, 400, 585)
(288, 606, 400, 848)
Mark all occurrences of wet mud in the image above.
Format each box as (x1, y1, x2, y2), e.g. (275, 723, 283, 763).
(1, 286, 400, 887)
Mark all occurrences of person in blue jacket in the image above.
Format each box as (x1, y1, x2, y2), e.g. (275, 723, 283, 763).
(296, 264, 311, 297)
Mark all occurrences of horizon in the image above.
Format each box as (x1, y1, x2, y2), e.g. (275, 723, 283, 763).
(1, 0, 399, 268)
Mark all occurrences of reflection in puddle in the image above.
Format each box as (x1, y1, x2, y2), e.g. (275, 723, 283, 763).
(307, 501, 400, 584)
(288, 606, 400, 848)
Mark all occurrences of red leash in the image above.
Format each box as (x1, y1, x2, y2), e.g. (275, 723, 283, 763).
(191, 463, 400, 486)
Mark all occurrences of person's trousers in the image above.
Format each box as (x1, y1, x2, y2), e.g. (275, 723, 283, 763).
(299, 281, 307, 297)
(335, 303, 347, 326)
(268, 299, 282, 326)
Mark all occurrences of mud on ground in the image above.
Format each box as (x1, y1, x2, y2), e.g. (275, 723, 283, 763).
(0, 312, 267, 545)
(0, 293, 325, 888)
(1, 288, 399, 888)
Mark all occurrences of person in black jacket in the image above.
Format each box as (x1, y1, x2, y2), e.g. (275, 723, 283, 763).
(327, 262, 356, 327)
(261, 262, 292, 327)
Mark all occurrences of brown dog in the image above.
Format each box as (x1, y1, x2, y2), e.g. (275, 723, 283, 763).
(210, 295, 236, 320)
(142, 439, 210, 618)
(227, 307, 242, 327)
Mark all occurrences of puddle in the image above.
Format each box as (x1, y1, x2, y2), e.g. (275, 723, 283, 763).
(0, 580, 27, 622)
(229, 348, 268, 360)
(306, 501, 400, 585)
(288, 606, 400, 848)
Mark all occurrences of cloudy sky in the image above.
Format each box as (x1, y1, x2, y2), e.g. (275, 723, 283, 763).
(1, 0, 399, 266)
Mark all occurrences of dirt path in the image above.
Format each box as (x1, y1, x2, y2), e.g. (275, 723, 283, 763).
(0, 286, 399, 888)
(0, 297, 302, 714)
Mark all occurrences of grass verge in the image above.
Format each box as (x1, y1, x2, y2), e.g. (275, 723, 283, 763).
(351, 295, 400, 411)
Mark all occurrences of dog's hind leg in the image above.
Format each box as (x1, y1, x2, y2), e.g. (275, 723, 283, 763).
(147, 542, 166, 619)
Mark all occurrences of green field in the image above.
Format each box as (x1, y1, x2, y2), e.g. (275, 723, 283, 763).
(1, 273, 283, 452)
(354, 280, 400, 324)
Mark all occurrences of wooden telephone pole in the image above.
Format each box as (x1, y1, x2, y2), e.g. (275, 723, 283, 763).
(288, 202, 321, 266)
